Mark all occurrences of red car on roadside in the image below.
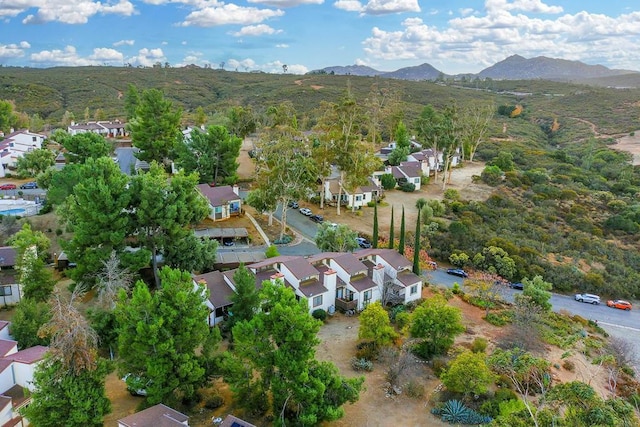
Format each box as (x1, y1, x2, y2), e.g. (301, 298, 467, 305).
(0, 183, 16, 190)
(606, 300, 632, 311)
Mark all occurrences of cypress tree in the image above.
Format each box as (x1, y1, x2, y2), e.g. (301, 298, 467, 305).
(388, 206, 395, 249)
(399, 206, 406, 255)
(372, 200, 379, 249)
(413, 208, 421, 275)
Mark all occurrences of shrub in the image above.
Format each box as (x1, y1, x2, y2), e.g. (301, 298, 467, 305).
(205, 394, 225, 409)
(55, 228, 63, 236)
(471, 337, 488, 353)
(405, 380, 425, 398)
(355, 341, 379, 361)
(451, 282, 462, 295)
(350, 357, 374, 372)
(431, 357, 448, 377)
(380, 173, 397, 190)
(562, 359, 575, 371)
(399, 182, 416, 192)
(485, 310, 513, 326)
(432, 399, 493, 425)
(395, 312, 410, 329)
(312, 308, 327, 322)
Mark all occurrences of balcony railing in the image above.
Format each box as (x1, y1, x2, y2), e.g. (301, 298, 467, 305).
(335, 298, 358, 312)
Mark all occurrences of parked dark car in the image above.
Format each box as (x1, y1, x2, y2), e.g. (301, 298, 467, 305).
(355, 237, 371, 249)
(222, 238, 235, 247)
(310, 214, 324, 223)
(19, 182, 38, 189)
(510, 282, 524, 290)
(446, 268, 468, 278)
(288, 200, 299, 209)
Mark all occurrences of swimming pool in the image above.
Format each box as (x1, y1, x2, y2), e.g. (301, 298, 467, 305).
(0, 208, 25, 216)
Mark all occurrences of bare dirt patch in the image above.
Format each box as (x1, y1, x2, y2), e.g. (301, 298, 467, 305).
(612, 132, 640, 165)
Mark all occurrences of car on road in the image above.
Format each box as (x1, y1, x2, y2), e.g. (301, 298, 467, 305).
(509, 282, 524, 290)
(222, 238, 235, 247)
(299, 207, 312, 216)
(574, 293, 601, 304)
(19, 182, 38, 189)
(0, 183, 16, 190)
(355, 237, 371, 249)
(310, 214, 324, 223)
(288, 201, 299, 209)
(446, 268, 468, 278)
(607, 299, 632, 311)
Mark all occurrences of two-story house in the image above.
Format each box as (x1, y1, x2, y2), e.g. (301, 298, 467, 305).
(67, 121, 127, 138)
(0, 130, 46, 177)
(197, 184, 242, 221)
(194, 249, 424, 323)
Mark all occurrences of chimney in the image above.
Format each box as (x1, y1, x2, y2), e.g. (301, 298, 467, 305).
(372, 263, 385, 287)
(232, 184, 239, 196)
(323, 268, 337, 301)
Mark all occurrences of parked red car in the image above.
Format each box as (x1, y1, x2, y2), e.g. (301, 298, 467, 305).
(606, 300, 632, 311)
(0, 183, 16, 190)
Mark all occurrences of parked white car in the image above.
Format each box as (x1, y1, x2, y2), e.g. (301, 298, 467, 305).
(299, 207, 312, 216)
(574, 293, 601, 305)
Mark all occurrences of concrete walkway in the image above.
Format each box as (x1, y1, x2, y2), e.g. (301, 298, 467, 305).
(244, 211, 271, 247)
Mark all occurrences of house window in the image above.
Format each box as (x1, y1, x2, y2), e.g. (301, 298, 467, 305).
(32, 136, 37, 142)
(0, 286, 12, 296)
(214, 206, 222, 213)
(363, 290, 372, 302)
(414, 178, 420, 184)
(356, 195, 362, 202)
(313, 295, 323, 307)
(410, 285, 418, 295)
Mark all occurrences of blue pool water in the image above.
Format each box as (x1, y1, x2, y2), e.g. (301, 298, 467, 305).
(0, 208, 25, 216)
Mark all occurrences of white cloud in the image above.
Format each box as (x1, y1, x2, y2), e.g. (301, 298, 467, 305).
(362, 8, 640, 74)
(276, 43, 289, 48)
(114, 39, 135, 47)
(128, 47, 166, 67)
(247, 0, 323, 7)
(362, 0, 419, 15)
(225, 57, 307, 74)
(334, 0, 363, 12)
(0, 41, 30, 59)
(181, 3, 284, 27)
(485, 0, 563, 14)
(30, 45, 124, 65)
(18, 0, 135, 25)
(231, 24, 282, 36)
(182, 41, 187, 45)
(226, 58, 257, 71)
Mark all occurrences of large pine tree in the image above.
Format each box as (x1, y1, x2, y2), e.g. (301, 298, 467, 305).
(388, 206, 395, 249)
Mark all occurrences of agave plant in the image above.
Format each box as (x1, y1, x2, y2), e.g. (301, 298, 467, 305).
(437, 399, 493, 425)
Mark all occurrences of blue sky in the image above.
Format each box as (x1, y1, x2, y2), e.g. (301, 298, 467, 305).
(0, 0, 639, 74)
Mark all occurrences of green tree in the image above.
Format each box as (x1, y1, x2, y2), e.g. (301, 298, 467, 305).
(8, 222, 51, 268)
(414, 104, 445, 182)
(409, 294, 464, 359)
(473, 246, 516, 280)
(15, 148, 55, 178)
(22, 291, 112, 427)
(174, 125, 242, 185)
(123, 83, 140, 121)
(388, 206, 395, 249)
(461, 102, 494, 162)
(394, 120, 410, 150)
(194, 106, 207, 127)
(441, 350, 494, 396)
(387, 147, 409, 166)
(315, 222, 359, 252)
(413, 208, 421, 275)
(128, 88, 182, 166)
(0, 100, 16, 133)
(116, 267, 219, 405)
(9, 299, 51, 349)
(265, 244, 280, 258)
(380, 173, 397, 190)
(227, 105, 256, 139)
(61, 157, 145, 284)
(21, 358, 112, 427)
(372, 201, 379, 248)
(61, 132, 111, 164)
(230, 280, 363, 425)
(228, 264, 260, 329)
(129, 163, 211, 288)
(161, 233, 218, 274)
(398, 206, 406, 255)
(358, 302, 397, 348)
(520, 275, 553, 311)
(494, 151, 515, 171)
(37, 162, 84, 206)
(18, 248, 56, 302)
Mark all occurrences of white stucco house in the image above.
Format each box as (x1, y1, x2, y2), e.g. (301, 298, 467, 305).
(67, 121, 127, 138)
(0, 129, 46, 177)
(323, 178, 382, 209)
(194, 249, 424, 322)
(196, 184, 242, 221)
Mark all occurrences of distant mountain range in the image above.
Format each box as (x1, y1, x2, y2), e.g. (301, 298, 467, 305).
(309, 55, 639, 82)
